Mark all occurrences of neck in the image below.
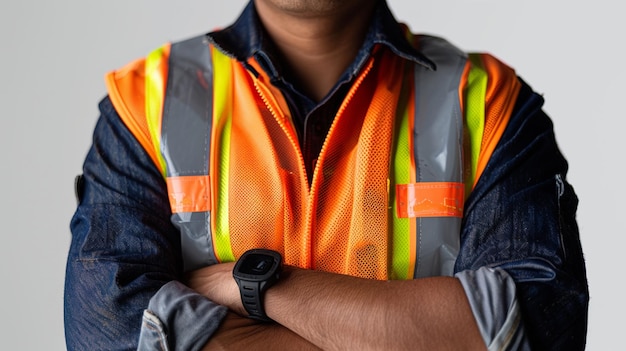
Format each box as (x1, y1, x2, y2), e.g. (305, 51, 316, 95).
(254, 0, 378, 102)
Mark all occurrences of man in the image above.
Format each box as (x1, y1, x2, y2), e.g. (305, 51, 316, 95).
(64, 0, 589, 350)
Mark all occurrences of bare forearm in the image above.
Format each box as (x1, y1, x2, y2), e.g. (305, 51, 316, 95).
(187, 263, 485, 350)
(202, 312, 321, 351)
(265, 268, 486, 351)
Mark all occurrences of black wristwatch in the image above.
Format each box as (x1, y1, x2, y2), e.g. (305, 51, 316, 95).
(233, 249, 282, 322)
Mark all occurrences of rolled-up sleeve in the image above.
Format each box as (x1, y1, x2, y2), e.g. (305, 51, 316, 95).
(456, 267, 529, 350)
(138, 281, 227, 351)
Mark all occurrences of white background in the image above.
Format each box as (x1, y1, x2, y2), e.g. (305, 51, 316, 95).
(0, 1, 622, 349)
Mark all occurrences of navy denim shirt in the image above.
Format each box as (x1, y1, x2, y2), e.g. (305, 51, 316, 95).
(65, 1, 588, 350)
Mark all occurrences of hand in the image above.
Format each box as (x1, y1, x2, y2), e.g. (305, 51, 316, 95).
(184, 262, 247, 316)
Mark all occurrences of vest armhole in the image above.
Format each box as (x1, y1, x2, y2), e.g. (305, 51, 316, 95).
(471, 53, 522, 187)
(104, 47, 170, 176)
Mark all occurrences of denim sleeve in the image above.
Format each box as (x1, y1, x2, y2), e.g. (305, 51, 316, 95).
(64, 97, 226, 351)
(138, 282, 228, 351)
(455, 79, 589, 350)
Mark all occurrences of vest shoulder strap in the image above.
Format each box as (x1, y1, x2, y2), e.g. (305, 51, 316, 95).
(162, 36, 220, 270)
(160, 35, 214, 179)
(404, 34, 467, 277)
(408, 34, 522, 190)
(105, 35, 218, 179)
(410, 34, 467, 187)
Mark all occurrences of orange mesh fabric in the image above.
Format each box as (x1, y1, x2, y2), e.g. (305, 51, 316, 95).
(227, 60, 309, 268)
(224, 49, 405, 280)
(311, 49, 402, 280)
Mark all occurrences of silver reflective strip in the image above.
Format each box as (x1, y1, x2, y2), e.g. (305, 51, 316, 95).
(173, 212, 215, 271)
(162, 36, 213, 177)
(411, 35, 467, 278)
(162, 35, 218, 271)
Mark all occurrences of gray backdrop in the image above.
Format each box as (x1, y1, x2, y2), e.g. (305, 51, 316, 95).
(1, 1, 621, 349)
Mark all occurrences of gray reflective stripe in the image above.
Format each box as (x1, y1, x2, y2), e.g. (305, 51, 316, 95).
(161, 35, 218, 271)
(411, 35, 467, 278)
(175, 212, 215, 270)
(162, 36, 213, 177)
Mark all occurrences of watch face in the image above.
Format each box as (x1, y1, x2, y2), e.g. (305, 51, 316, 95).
(239, 253, 275, 275)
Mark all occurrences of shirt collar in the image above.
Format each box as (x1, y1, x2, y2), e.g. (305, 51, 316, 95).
(206, 0, 437, 77)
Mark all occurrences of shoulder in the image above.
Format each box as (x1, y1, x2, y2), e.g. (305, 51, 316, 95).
(103, 42, 172, 173)
(461, 51, 522, 187)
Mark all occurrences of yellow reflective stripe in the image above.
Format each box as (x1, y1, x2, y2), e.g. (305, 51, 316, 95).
(465, 54, 488, 192)
(389, 78, 415, 281)
(211, 46, 235, 263)
(145, 47, 168, 177)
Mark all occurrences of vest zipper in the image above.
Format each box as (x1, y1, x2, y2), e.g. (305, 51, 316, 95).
(252, 81, 308, 186)
(305, 58, 376, 269)
(250, 58, 375, 269)
(252, 78, 312, 267)
(309, 60, 375, 187)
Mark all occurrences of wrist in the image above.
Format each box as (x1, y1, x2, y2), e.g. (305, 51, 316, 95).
(184, 263, 242, 313)
(233, 249, 283, 322)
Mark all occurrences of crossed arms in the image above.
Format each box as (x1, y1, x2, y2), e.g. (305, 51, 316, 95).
(65, 84, 588, 350)
(187, 263, 485, 350)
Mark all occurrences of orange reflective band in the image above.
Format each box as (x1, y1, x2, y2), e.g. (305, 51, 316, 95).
(166, 176, 211, 213)
(396, 182, 465, 218)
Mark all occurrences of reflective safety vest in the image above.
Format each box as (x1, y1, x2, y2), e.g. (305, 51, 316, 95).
(106, 32, 520, 280)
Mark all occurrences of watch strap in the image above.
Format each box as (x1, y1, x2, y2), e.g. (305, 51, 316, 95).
(238, 279, 272, 322)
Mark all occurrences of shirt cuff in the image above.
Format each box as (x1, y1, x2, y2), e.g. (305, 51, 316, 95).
(455, 267, 531, 351)
(137, 280, 228, 351)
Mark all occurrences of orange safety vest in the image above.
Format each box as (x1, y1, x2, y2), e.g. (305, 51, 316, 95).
(106, 33, 520, 280)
